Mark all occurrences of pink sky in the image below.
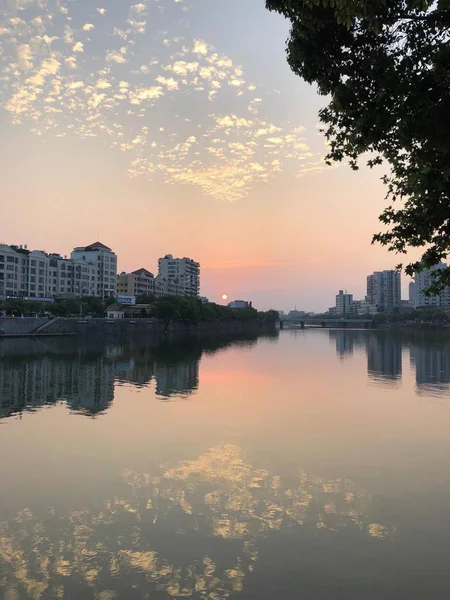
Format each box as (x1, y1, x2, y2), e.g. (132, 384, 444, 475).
(0, 0, 416, 311)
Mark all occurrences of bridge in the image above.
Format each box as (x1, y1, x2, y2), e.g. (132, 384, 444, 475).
(279, 318, 373, 329)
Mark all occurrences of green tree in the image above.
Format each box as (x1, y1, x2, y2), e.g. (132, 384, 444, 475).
(81, 296, 106, 317)
(1, 299, 28, 316)
(136, 294, 156, 305)
(266, 0, 450, 289)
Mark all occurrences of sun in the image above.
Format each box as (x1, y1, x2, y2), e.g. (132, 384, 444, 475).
(222, 294, 228, 300)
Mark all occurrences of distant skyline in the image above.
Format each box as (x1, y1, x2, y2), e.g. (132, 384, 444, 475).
(0, 0, 417, 311)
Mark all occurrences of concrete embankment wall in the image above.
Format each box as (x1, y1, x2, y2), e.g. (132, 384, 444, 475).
(0, 317, 47, 335)
(0, 317, 274, 339)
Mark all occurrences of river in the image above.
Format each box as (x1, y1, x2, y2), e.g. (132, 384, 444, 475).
(0, 329, 450, 599)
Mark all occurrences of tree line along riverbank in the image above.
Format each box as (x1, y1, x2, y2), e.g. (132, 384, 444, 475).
(0, 295, 279, 326)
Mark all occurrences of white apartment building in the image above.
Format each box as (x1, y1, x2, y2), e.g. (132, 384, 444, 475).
(335, 290, 353, 314)
(350, 299, 378, 315)
(366, 270, 401, 312)
(0, 243, 103, 300)
(117, 268, 154, 297)
(0, 244, 30, 298)
(158, 254, 200, 297)
(414, 263, 450, 308)
(48, 254, 98, 298)
(154, 275, 184, 298)
(71, 242, 117, 299)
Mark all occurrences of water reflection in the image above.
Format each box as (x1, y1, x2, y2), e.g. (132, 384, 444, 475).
(0, 333, 277, 419)
(330, 330, 450, 396)
(410, 338, 450, 397)
(0, 443, 393, 600)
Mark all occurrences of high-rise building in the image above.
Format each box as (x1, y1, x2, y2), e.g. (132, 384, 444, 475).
(335, 290, 353, 314)
(366, 270, 401, 312)
(157, 254, 200, 297)
(154, 275, 184, 298)
(71, 242, 117, 299)
(117, 268, 154, 297)
(409, 281, 415, 305)
(413, 263, 450, 308)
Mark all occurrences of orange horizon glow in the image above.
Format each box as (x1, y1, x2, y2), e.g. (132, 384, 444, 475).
(0, 0, 417, 311)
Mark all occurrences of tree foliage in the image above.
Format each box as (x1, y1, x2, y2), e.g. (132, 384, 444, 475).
(266, 0, 450, 288)
(0, 295, 279, 325)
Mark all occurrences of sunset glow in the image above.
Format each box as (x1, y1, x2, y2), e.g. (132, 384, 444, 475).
(0, 0, 413, 311)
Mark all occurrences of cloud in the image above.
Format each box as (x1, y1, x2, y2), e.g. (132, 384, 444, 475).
(215, 114, 253, 129)
(0, 0, 330, 202)
(65, 55, 77, 68)
(17, 44, 33, 70)
(129, 86, 164, 104)
(106, 48, 127, 64)
(39, 57, 60, 75)
(155, 76, 178, 91)
(131, 3, 147, 13)
(96, 78, 111, 89)
(193, 39, 209, 55)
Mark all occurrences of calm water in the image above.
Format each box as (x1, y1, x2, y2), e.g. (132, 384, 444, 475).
(1, 329, 450, 599)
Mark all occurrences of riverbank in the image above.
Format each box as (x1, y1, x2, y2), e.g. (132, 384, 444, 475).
(378, 321, 450, 329)
(0, 316, 276, 339)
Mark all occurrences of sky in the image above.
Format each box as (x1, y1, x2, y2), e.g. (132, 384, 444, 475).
(0, 0, 414, 311)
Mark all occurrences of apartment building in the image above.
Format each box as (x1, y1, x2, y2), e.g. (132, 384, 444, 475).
(335, 290, 353, 314)
(48, 254, 98, 298)
(366, 270, 401, 312)
(0, 244, 30, 298)
(117, 268, 154, 297)
(414, 263, 450, 308)
(0, 242, 110, 300)
(154, 274, 184, 298)
(71, 242, 117, 299)
(158, 254, 200, 297)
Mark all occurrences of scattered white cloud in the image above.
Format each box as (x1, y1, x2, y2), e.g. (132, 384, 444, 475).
(106, 48, 127, 64)
(193, 39, 209, 55)
(0, 0, 330, 202)
(155, 76, 178, 91)
(17, 44, 33, 71)
(131, 3, 147, 13)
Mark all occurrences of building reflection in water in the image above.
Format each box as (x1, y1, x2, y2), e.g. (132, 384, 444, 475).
(330, 330, 450, 396)
(409, 335, 450, 397)
(0, 443, 394, 600)
(329, 330, 365, 359)
(366, 333, 402, 384)
(0, 333, 276, 419)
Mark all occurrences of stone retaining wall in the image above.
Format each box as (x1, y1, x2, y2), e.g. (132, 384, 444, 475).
(0, 317, 47, 335)
(0, 317, 274, 339)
